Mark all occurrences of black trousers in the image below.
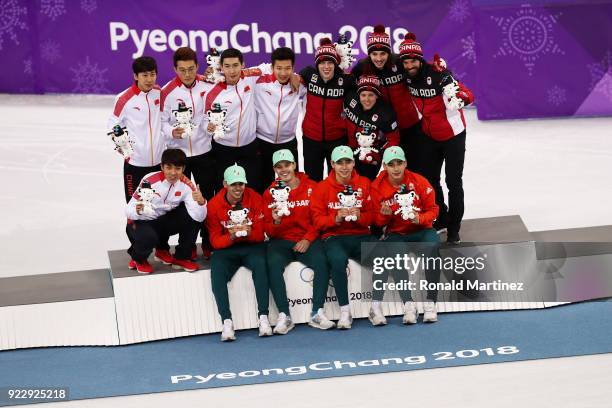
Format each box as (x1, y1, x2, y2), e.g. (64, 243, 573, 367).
(355, 157, 382, 181)
(400, 122, 425, 175)
(126, 203, 201, 262)
(212, 139, 262, 193)
(257, 137, 298, 190)
(123, 162, 160, 203)
(421, 131, 466, 234)
(302, 135, 347, 182)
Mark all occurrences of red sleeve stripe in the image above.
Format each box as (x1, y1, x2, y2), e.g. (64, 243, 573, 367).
(113, 87, 138, 117)
(180, 175, 196, 191)
(144, 171, 165, 185)
(160, 80, 180, 110)
(205, 82, 227, 113)
(256, 74, 275, 84)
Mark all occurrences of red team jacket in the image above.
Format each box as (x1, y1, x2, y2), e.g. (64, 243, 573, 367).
(352, 58, 420, 130)
(206, 187, 265, 249)
(310, 170, 373, 239)
(262, 173, 319, 242)
(370, 169, 439, 235)
(406, 63, 474, 141)
(300, 66, 354, 142)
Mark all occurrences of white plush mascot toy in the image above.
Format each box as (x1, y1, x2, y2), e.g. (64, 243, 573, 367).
(353, 126, 379, 162)
(206, 103, 230, 141)
(334, 34, 355, 71)
(107, 124, 134, 161)
(268, 180, 291, 217)
(205, 48, 224, 84)
(226, 203, 252, 237)
(394, 184, 420, 221)
(136, 180, 157, 217)
(172, 101, 194, 139)
(337, 185, 361, 222)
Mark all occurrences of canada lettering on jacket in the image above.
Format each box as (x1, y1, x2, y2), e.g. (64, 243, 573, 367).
(343, 108, 379, 130)
(409, 87, 437, 98)
(382, 74, 403, 85)
(308, 83, 345, 97)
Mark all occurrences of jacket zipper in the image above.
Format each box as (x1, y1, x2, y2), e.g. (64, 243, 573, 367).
(188, 88, 195, 156)
(321, 80, 328, 142)
(235, 86, 243, 147)
(146, 93, 153, 166)
(275, 83, 284, 143)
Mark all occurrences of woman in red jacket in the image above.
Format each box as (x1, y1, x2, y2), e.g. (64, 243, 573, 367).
(262, 149, 332, 331)
(370, 146, 441, 325)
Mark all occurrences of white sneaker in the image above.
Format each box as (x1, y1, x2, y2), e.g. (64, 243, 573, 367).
(337, 305, 353, 329)
(309, 308, 336, 330)
(273, 312, 295, 335)
(423, 301, 438, 323)
(402, 301, 418, 325)
(368, 301, 387, 326)
(258, 314, 273, 337)
(221, 319, 235, 342)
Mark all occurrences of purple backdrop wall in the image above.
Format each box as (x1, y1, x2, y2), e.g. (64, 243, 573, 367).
(1, 0, 611, 120)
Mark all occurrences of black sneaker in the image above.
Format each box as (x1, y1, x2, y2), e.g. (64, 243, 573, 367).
(433, 220, 447, 235)
(447, 231, 461, 245)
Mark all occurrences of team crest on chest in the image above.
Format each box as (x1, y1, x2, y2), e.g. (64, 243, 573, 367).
(372, 114, 378, 122)
(311, 74, 318, 82)
(392, 65, 397, 72)
(349, 99, 357, 108)
(427, 77, 432, 85)
(338, 77, 344, 86)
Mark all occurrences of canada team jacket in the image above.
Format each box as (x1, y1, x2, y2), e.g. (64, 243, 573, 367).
(370, 170, 438, 235)
(343, 92, 400, 152)
(352, 58, 420, 129)
(254, 73, 306, 144)
(262, 173, 319, 242)
(300, 66, 355, 142)
(310, 170, 373, 239)
(206, 187, 265, 250)
(108, 83, 164, 167)
(160, 75, 214, 157)
(125, 171, 207, 222)
(203, 64, 271, 148)
(406, 64, 475, 141)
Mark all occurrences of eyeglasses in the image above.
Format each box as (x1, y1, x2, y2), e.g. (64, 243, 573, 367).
(178, 67, 197, 74)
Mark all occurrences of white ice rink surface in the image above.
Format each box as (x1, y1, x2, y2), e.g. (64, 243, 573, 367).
(1, 94, 611, 407)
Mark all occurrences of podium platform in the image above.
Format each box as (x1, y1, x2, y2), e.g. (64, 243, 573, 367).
(1, 215, 611, 350)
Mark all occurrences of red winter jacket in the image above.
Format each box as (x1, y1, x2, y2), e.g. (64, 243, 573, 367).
(206, 187, 265, 249)
(352, 57, 420, 129)
(310, 170, 372, 239)
(371, 169, 438, 235)
(262, 173, 319, 242)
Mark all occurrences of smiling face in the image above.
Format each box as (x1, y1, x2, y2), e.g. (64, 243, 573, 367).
(161, 163, 185, 184)
(224, 181, 246, 203)
(133, 70, 157, 92)
(402, 58, 422, 78)
(175, 59, 198, 86)
(273, 59, 294, 84)
(221, 57, 244, 85)
(370, 50, 389, 69)
(359, 90, 378, 111)
(383, 159, 407, 184)
(273, 161, 297, 184)
(318, 60, 336, 81)
(332, 158, 355, 182)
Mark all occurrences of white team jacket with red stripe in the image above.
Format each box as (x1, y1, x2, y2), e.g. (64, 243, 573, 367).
(254, 73, 306, 144)
(107, 84, 164, 167)
(160, 76, 214, 157)
(125, 171, 207, 222)
(202, 64, 271, 147)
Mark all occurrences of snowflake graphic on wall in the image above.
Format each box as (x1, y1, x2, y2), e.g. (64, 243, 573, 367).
(41, 39, 61, 63)
(587, 50, 612, 102)
(491, 5, 564, 76)
(0, 0, 28, 51)
(461, 32, 476, 64)
(40, 0, 66, 21)
(80, 0, 96, 14)
(327, 0, 343, 12)
(23, 57, 32, 75)
(546, 85, 566, 106)
(70, 56, 109, 94)
(449, 0, 471, 23)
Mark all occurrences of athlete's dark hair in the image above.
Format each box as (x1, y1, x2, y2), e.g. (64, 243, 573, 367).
(161, 149, 187, 167)
(220, 48, 244, 65)
(132, 56, 158, 74)
(173, 47, 198, 67)
(271, 47, 295, 66)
